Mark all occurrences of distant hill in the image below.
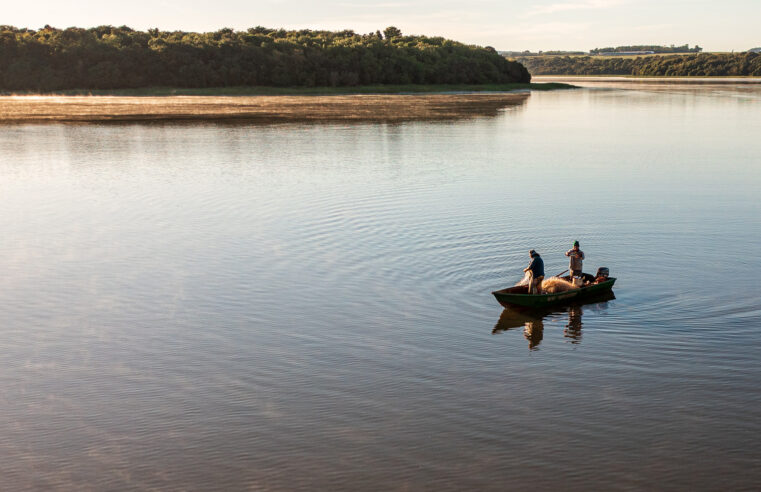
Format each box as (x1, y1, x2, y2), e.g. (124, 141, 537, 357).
(0, 25, 531, 91)
(499, 50, 585, 57)
(590, 44, 702, 55)
(500, 45, 702, 57)
(515, 53, 761, 76)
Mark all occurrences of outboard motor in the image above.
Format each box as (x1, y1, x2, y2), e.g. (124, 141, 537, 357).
(596, 267, 610, 279)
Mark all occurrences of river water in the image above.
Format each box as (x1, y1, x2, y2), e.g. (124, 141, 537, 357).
(1, 82, 760, 490)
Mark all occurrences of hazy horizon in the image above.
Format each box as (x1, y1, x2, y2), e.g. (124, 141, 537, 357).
(2, 0, 759, 53)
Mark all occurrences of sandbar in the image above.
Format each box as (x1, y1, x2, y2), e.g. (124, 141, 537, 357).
(0, 93, 530, 124)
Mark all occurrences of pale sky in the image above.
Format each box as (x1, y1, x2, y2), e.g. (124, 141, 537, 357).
(3, 0, 760, 52)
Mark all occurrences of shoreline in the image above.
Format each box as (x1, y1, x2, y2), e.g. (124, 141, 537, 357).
(0, 82, 573, 97)
(0, 92, 535, 124)
(533, 75, 761, 84)
(0, 83, 574, 123)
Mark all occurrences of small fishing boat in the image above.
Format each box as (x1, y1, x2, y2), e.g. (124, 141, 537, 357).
(492, 273, 616, 309)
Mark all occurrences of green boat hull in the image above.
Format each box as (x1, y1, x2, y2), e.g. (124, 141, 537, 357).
(492, 278, 616, 308)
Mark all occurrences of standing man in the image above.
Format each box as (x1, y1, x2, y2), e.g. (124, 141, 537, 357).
(565, 240, 585, 279)
(523, 249, 544, 294)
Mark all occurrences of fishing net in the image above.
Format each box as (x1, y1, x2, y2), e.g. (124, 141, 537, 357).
(540, 277, 579, 293)
(515, 271, 531, 286)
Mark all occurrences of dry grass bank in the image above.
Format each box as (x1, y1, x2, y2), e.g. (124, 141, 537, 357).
(0, 93, 530, 123)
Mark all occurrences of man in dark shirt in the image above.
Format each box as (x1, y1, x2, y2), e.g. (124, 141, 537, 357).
(523, 249, 545, 294)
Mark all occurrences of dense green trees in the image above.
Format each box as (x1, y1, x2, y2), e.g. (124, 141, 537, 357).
(516, 53, 761, 76)
(0, 25, 530, 91)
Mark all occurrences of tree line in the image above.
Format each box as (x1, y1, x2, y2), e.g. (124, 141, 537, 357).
(0, 25, 531, 91)
(516, 53, 761, 76)
(501, 50, 585, 57)
(590, 44, 702, 54)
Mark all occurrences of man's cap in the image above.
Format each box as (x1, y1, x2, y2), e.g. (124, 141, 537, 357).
(573, 240, 580, 246)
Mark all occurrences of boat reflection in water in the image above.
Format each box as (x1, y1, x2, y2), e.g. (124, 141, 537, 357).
(492, 292, 615, 349)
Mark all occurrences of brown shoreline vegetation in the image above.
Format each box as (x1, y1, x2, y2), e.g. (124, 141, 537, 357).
(0, 93, 530, 123)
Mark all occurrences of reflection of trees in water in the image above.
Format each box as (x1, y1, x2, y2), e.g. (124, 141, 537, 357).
(493, 293, 614, 350)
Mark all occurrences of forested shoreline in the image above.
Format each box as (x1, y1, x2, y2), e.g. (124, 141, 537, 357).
(0, 25, 530, 91)
(516, 53, 761, 76)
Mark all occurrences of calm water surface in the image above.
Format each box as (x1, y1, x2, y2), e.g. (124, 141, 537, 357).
(1, 84, 760, 490)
